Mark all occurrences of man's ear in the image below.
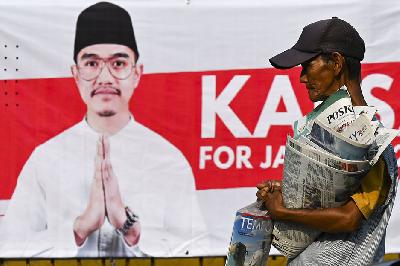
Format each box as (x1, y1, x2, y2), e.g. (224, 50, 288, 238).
(331, 52, 345, 76)
(133, 63, 143, 88)
(71, 65, 79, 83)
(71, 65, 87, 102)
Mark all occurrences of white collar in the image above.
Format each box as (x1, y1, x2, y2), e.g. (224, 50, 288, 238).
(81, 114, 136, 139)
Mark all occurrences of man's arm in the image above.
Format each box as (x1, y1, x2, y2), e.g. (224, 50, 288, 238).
(0, 149, 51, 256)
(257, 182, 363, 233)
(73, 138, 106, 246)
(73, 136, 141, 247)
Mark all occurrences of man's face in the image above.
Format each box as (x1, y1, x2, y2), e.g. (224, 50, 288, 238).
(72, 44, 142, 117)
(300, 55, 338, 102)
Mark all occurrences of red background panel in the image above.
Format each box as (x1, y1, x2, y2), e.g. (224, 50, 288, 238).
(1, 63, 400, 199)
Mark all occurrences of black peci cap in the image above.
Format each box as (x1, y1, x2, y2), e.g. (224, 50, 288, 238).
(269, 17, 365, 69)
(73, 2, 139, 62)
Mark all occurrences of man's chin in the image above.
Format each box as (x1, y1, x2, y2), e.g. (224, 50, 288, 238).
(308, 91, 324, 102)
(97, 110, 117, 117)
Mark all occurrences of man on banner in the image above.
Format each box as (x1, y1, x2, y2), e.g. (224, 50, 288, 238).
(0, 2, 207, 257)
(257, 17, 398, 265)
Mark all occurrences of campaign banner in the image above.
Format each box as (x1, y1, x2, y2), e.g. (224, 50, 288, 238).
(0, 0, 399, 257)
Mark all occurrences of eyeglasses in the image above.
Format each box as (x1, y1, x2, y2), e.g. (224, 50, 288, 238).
(77, 57, 135, 81)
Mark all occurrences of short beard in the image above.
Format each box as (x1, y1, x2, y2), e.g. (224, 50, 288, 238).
(97, 110, 116, 117)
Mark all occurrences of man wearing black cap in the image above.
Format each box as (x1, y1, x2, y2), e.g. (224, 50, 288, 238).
(0, 2, 206, 257)
(257, 18, 397, 265)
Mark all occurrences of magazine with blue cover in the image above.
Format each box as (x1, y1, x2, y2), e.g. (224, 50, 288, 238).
(226, 202, 272, 266)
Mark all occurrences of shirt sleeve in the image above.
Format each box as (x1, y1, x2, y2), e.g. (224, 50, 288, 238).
(351, 157, 390, 219)
(0, 149, 52, 257)
(129, 143, 209, 256)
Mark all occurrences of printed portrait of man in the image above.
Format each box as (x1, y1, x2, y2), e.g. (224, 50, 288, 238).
(0, 1, 207, 258)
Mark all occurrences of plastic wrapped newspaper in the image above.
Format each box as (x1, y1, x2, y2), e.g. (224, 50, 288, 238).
(271, 91, 399, 258)
(226, 202, 273, 266)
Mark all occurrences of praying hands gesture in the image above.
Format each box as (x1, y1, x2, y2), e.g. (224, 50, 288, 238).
(73, 136, 140, 246)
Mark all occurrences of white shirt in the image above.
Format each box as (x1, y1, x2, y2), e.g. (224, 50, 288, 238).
(0, 118, 208, 257)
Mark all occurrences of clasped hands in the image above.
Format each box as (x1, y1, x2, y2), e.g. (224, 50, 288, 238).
(73, 135, 139, 246)
(256, 180, 286, 219)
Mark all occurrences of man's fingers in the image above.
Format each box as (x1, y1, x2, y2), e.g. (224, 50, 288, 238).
(94, 156, 102, 181)
(256, 189, 268, 199)
(95, 137, 104, 182)
(100, 159, 111, 183)
(272, 181, 282, 192)
(256, 183, 266, 189)
(107, 159, 116, 179)
(97, 137, 104, 158)
(103, 135, 110, 159)
(258, 185, 271, 193)
(256, 190, 263, 200)
(100, 159, 106, 180)
(257, 181, 272, 191)
(258, 180, 281, 192)
(272, 180, 281, 187)
(256, 180, 272, 189)
(103, 158, 117, 180)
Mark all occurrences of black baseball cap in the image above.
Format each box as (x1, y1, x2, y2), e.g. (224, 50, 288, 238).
(269, 17, 365, 69)
(74, 2, 139, 62)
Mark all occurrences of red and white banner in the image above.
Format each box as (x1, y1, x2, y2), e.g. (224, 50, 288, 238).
(0, 0, 400, 257)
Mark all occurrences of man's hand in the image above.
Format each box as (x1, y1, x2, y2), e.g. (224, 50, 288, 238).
(255, 180, 363, 233)
(73, 136, 141, 247)
(256, 180, 282, 194)
(73, 139, 106, 246)
(101, 136, 141, 246)
(101, 136, 126, 229)
(256, 180, 285, 219)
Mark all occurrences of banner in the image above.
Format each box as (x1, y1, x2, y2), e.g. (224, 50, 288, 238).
(0, 0, 399, 257)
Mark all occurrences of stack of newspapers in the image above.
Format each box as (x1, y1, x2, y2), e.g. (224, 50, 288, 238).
(272, 94, 399, 258)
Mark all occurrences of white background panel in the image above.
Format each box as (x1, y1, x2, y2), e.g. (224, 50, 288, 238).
(0, 0, 400, 79)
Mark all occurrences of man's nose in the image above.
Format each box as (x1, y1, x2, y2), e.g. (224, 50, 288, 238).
(96, 64, 114, 84)
(300, 68, 307, 83)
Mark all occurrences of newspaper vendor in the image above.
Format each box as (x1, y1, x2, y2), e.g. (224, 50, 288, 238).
(256, 17, 398, 265)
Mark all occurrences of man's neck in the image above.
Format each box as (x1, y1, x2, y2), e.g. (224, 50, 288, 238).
(86, 110, 131, 135)
(345, 78, 367, 106)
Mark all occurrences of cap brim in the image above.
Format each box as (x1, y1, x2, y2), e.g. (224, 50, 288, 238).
(269, 48, 320, 69)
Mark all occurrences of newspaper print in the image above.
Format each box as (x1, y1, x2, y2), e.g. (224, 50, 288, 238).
(272, 223, 318, 260)
(315, 96, 356, 133)
(271, 142, 366, 258)
(342, 113, 377, 145)
(368, 127, 400, 165)
(294, 89, 351, 138)
(287, 136, 370, 173)
(353, 106, 377, 121)
(309, 120, 369, 160)
(282, 143, 365, 208)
